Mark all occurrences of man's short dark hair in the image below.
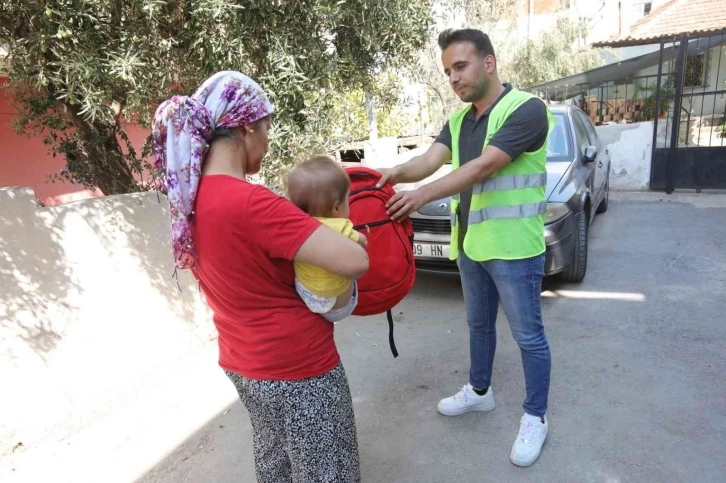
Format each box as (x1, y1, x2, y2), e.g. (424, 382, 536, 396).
(437, 28, 496, 58)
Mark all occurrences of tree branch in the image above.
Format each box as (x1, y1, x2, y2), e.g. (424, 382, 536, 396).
(58, 99, 95, 137)
(111, 98, 125, 123)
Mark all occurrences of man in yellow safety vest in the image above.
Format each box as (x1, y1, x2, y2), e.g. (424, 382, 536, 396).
(378, 28, 554, 467)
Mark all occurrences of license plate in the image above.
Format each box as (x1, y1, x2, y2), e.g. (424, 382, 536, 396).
(413, 242, 449, 259)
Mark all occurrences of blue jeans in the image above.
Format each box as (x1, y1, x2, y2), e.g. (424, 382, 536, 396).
(457, 252, 551, 418)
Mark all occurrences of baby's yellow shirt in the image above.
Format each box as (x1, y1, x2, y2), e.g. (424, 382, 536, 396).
(294, 217, 359, 298)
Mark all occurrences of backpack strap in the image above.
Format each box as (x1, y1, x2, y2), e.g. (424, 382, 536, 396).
(387, 309, 399, 358)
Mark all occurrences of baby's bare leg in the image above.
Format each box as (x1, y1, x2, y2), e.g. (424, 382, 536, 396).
(332, 282, 355, 310)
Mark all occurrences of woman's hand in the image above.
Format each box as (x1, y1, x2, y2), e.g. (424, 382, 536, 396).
(294, 225, 369, 280)
(356, 232, 368, 248)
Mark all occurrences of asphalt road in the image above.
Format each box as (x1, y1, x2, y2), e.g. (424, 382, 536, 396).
(135, 192, 726, 483)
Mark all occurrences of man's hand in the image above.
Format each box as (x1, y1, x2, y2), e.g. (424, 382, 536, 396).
(375, 144, 451, 188)
(375, 167, 399, 188)
(386, 189, 427, 222)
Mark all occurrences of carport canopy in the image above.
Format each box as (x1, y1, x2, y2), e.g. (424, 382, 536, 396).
(528, 35, 726, 102)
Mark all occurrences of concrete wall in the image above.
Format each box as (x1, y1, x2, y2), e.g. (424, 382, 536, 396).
(595, 120, 669, 190)
(363, 137, 400, 169)
(0, 187, 214, 458)
(505, 0, 672, 46)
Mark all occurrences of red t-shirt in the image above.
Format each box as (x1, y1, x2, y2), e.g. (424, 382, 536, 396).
(191, 175, 340, 380)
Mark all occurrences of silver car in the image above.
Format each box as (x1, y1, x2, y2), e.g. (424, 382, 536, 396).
(410, 105, 611, 283)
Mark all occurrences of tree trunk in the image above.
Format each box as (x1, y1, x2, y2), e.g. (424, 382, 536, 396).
(99, 135, 140, 195)
(59, 130, 140, 196)
(60, 101, 141, 195)
(365, 90, 378, 140)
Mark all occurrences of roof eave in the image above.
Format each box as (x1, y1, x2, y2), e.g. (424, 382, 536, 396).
(592, 36, 678, 48)
(592, 28, 726, 48)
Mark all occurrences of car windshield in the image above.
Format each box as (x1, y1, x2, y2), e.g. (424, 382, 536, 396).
(547, 113, 572, 162)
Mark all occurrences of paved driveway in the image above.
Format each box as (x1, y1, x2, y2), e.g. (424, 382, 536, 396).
(9, 192, 721, 483)
(134, 192, 726, 483)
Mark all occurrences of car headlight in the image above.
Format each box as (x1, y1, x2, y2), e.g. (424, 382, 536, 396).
(546, 202, 570, 224)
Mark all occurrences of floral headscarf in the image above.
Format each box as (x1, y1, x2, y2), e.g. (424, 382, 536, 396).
(152, 71, 274, 269)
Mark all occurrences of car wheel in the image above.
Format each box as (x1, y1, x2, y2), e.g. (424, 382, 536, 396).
(559, 210, 588, 283)
(596, 172, 609, 214)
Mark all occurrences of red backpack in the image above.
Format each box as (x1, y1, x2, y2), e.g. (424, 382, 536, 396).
(346, 166, 416, 358)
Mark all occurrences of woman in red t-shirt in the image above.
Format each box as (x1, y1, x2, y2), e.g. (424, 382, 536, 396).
(152, 71, 368, 482)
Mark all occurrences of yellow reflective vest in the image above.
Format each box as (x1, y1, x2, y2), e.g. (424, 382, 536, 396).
(448, 89, 555, 261)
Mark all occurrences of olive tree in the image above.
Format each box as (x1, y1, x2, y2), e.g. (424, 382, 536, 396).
(0, 0, 432, 193)
(410, 0, 604, 130)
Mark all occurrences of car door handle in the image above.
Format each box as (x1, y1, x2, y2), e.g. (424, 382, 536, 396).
(598, 161, 603, 168)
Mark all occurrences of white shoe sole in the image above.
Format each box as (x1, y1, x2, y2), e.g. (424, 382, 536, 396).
(510, 437, 547, 467)
(437, 400, 495, 417)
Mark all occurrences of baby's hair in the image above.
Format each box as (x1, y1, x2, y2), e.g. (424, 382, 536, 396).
(287, 155, 350, 217)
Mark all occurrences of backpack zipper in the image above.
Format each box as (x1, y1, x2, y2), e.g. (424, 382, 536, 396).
(353, 218, 392, 233)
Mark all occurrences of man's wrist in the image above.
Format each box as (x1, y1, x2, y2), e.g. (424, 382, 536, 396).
(419, 183, 436, 205)
(392, 164, 403, 182)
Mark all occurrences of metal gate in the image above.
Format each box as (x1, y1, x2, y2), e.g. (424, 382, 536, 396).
(650, 31, 726, 192)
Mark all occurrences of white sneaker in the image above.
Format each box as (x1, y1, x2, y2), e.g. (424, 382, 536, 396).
(510, 413, 548, 467)
(437, 384, 495, 416)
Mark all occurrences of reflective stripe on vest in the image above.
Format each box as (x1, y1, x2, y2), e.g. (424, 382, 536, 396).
(447, 87, 554, 262)
(472, 172, 547, 196)
(448, 175, 547, 227)
(469, 201, 547, 224)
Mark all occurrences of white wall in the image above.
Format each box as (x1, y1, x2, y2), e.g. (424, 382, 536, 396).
(363, 137, 400, 169)
(0, 188, 214, 458)
(681, 43, 726, 121)
(503, 0, 673, 47)
(595, 120, 668, 189)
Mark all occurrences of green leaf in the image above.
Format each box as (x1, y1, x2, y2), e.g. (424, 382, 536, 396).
(1, 0, 432, 192)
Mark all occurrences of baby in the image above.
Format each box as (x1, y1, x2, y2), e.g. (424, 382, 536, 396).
(287, 156, 367, 322)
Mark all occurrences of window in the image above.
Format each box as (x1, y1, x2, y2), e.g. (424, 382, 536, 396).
(684, 53, 708, 88)
(546, 113, 572, 161)
(572, 113, 591, 157)
(576, 111, 599, 146)
(633, 2, 652, 18)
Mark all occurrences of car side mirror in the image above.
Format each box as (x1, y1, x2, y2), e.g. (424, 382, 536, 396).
(583, 145, 598, 163)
